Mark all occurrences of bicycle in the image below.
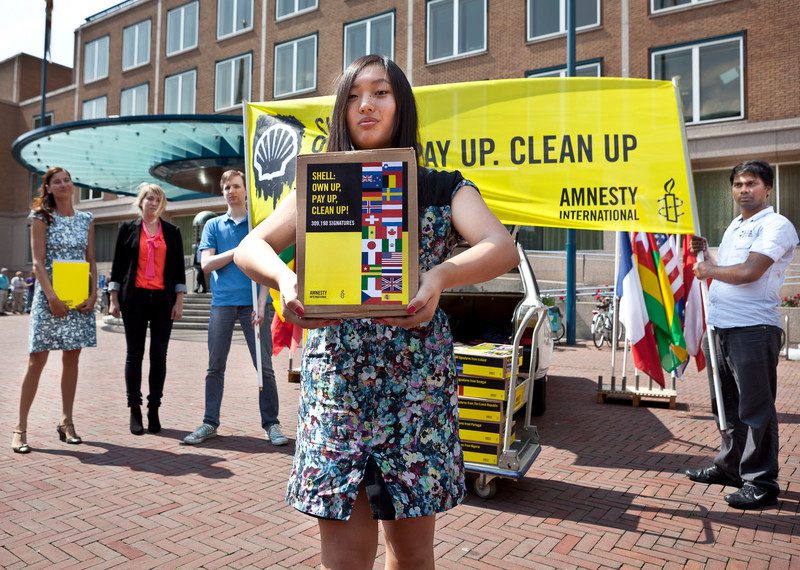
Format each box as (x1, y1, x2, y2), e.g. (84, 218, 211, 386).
(591, 297, 623, 348)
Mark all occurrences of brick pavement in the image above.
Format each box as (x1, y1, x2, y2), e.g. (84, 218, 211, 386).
(1, 313, 798, 569)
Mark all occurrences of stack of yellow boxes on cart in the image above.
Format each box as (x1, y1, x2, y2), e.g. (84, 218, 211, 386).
(455, 342, 527, 465)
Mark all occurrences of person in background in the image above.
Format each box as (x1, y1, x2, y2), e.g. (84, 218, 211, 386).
(183, 170, 286, 447)
(0, 268, 9, 315)
(25, 272, 36, 313)
(10, 271, 26, 313)
(12, 167, 97, 454)
(193, 242, 207, 293)
(234, 55, 518, 569)
(685, 160, 798, 510)
(97, 273, 109, 314)
(108, 183, 186, 435)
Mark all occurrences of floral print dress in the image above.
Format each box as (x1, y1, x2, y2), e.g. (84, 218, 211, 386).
(28, 210, 96, 353)
(286, 168, 471, 520)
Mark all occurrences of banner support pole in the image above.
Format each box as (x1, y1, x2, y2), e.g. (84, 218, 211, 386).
(565, 0, 578, 345)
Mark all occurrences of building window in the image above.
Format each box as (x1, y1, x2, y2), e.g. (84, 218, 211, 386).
(167, 1, 199, 56)
(164, 70, 196, 114)
(94, 222, 119, 262)
(215, 53, 252, 111)
(120, 84, 149, 116)
(218, 0, 253, 38)
(527, 0, 600, 41)
(651, 0, 715, 14)
(526, 60, 601, 78)
(276, 0, 317, 20)
(33, 113, 54, 129)
(123, 20, 150, 70)
(82, 96, 107, 119)
(652, 35, 743, 124)
(344, 12, 394, 68)
(274, 35, 317, 98)
(427, 0, 486, 63)
(80, 187, 103, 202)
(83, 36, 109, 83)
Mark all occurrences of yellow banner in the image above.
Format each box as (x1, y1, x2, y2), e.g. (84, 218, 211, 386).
(245, 77, 695, 234)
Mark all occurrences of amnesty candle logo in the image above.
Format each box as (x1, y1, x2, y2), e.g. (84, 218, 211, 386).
(361, 161, 406, 305)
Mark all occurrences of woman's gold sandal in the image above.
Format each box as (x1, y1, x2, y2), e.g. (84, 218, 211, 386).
(12, 430, 32, 454)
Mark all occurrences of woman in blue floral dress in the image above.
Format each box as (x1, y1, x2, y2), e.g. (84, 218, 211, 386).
(236, 56, 518, 569)
(12, 167, 97, 454)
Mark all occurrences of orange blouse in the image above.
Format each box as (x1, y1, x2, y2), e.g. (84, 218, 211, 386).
(134, 223, 166, 289)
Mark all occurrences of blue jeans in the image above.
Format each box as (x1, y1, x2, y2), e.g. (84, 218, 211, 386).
(703, 325, 782, 494)
(203, 305, 280, 430)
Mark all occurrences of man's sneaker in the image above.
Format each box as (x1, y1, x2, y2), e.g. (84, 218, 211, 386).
(183, 423, 217, 445)
(685, 465, 743, 487)
(725, 483, 778, 510)
(266, 424, 288, 446)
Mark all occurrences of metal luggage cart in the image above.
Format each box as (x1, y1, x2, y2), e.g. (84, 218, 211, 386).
(459, 244, 551, 499)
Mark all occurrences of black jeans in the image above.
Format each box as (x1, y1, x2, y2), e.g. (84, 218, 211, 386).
(122, 288, 174, 408)
(703, 325, 782, 493)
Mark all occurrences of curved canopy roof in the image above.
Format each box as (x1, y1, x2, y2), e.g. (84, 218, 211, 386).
(12, 115, 245, 201)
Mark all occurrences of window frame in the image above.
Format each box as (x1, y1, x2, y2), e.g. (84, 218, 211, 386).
(217, 0, 254, 40)
(526, 0, 601, 42)
(343, 11, 396, 70)
(122, 19, 151, 71)
(650, 34, 744, 125)
(82, 96, 107, 119)
(525, 59, 602, 78)
(164, 69, 197, 114)
(273, 34, 318, 99)
(166, 1, 199, 57)
(120, 83, 149, 116)
(426, 0, 488, 64)
(276, 0, 318, 21)
(215, 52, 253, 111)
(650, 0, 723, 15)
(32, 113, 54, 129)
(83, 35, 109, 84)
(79, 187, 103, 202)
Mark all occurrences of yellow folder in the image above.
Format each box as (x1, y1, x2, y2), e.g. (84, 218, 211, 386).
(52, 260, 90, 309)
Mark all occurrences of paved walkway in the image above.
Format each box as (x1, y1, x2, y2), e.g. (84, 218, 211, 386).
(1, 313, 798, 569)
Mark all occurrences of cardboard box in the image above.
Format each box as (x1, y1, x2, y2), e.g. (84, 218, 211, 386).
(457, 381, 527, 422)
(454, 342, 522, 379)
(462, 440, 511, 466)
(459, 418, 516, 445)
(458, 374, 528, 402)
(295, 148, 419, 317)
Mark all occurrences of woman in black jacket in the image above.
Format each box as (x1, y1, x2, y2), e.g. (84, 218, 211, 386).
(109, 183, 186, 435)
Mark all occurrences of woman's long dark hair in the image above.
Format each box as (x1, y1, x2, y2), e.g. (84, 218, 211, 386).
(327, 55, 421, 160)
(31, 167, 71, 226)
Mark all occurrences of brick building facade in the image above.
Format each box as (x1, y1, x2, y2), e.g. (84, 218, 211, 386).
(1, 0, 798, 274)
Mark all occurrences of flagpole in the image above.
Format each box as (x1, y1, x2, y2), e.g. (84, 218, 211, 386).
(40, 0, 53, 125)
(611, 231, 621, 390)
(241, 99, 264, 390)
(673, 78, 726, 431)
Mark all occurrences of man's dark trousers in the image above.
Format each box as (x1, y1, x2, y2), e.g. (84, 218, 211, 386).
(703, 325, 782, 495)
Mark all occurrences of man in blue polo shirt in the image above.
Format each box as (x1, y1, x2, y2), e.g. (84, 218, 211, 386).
(183, 170, 287, 446)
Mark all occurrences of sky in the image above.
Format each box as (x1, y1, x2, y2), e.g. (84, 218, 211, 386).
(1, 0, 122, 67)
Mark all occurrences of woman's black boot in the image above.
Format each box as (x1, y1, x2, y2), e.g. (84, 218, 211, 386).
(147, 406, 161, 434)
(130, 406, 144, 435)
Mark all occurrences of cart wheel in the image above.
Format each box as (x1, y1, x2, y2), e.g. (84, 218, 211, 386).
(473, 476, 497, 499)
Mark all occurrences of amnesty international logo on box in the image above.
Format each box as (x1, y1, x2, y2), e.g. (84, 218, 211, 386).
(295, 148, 419, 318)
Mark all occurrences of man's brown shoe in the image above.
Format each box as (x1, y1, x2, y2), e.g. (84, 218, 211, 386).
(685, 465, 743, 487)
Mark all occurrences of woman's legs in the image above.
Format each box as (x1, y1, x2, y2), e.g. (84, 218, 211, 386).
(122, 302, 148, 407)
(13, 351, 50, 445)
(382, 515, 436, 570)
(60, 349, 81, 437)
(318, 489, 379, 570)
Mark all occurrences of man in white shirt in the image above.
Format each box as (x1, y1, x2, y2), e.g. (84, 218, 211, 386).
(685, 160, 797, 510)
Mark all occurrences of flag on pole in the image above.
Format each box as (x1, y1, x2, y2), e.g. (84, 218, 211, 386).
(682, 237, 707, 371)
(653, 234, 684, 322)
(632, 232, 688, 373)
(617, 232, 665, 387)
(270, 245, 303, 356)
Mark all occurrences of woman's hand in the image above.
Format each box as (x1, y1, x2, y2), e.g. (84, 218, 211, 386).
(75, 292, 97, 315)
(375, 269, 443, 329)
(47, 295, 71, 318)
(278, 272, 339, 330)
(171, 297, 183, 320)
(109, 298, 121, 318)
